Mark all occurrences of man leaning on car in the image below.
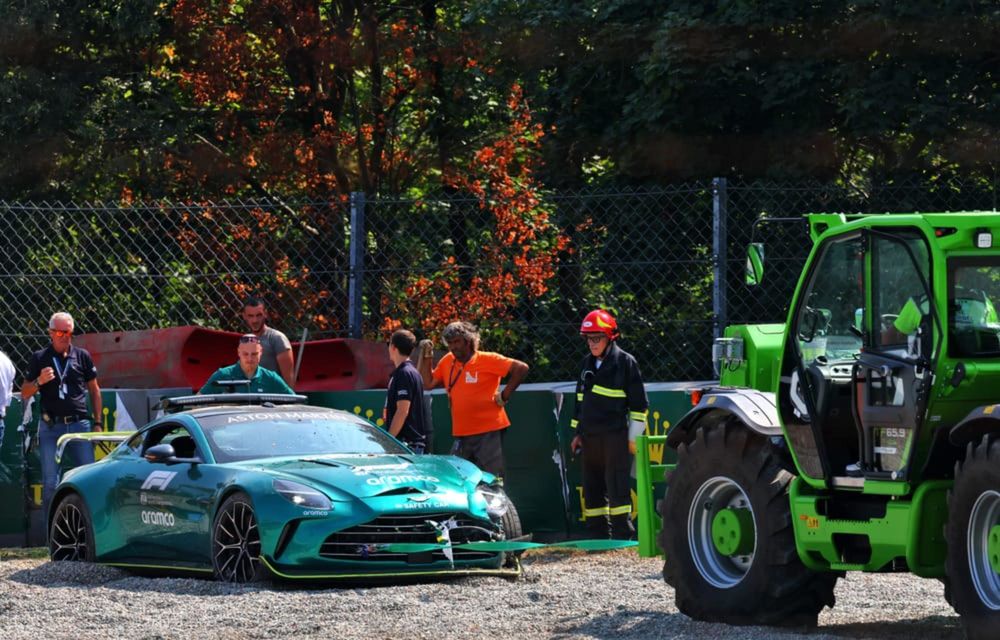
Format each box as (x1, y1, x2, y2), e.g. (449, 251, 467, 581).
(199, 334, 295, 395)
(21, 312, 102, 514)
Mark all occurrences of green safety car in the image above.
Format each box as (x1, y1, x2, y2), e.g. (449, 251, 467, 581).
(48, 394, 522, 582)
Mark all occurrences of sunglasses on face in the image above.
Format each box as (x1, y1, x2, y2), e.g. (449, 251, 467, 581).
(239, 335, 260, 344)
(49, 329, 72, 338)
(582, 335, 605, 344)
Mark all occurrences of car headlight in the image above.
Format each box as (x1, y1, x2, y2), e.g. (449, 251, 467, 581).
(273, 479, 332, 510)
(476, 483, 509, 519)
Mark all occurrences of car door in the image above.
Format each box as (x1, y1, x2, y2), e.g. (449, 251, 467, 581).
(115, 422, 216, 566)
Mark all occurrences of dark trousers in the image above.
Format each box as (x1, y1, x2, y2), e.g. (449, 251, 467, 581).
(581, 429, 634, 539)
(451, 429, 506, 479)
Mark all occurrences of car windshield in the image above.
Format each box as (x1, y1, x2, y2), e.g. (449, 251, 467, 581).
(197, 410, 409, 463)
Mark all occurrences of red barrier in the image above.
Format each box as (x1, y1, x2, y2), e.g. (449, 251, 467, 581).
(75, 326, 392, 391)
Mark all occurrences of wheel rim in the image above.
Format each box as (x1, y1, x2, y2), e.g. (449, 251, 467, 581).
(214, 500, 262, 583)
(968, 490, 1000, 609)
(50, 502, 89, 561)
(688, 475, 756, 589)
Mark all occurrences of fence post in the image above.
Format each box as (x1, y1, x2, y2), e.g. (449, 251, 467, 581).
(348, 191, 366, 339)
(712, 177, 728, 339)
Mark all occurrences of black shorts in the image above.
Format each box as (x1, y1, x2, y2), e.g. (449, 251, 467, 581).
(451, 429, 506, 477)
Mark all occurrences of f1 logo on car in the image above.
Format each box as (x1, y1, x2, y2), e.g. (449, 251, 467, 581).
(141, 471, 178, 491)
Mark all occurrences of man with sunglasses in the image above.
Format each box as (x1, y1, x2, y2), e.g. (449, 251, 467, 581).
(570, 309, 648, 540)
(21, 312, 102, 514)
(199, 334, 294, 395)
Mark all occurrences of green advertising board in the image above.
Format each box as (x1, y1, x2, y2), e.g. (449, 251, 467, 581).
(308, 381, 705, 539)
(0, 382, 706, 546)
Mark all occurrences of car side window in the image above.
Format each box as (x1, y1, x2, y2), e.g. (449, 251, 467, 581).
(142, 423, 198, 458)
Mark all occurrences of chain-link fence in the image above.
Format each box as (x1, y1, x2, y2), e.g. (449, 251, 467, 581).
(0, 198, 353, 366)
(1, 176, 996, 383)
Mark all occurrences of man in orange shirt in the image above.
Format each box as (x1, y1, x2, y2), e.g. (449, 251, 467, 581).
(418, 321, 529, 478)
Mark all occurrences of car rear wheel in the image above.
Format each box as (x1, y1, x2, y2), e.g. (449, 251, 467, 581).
(212, 492, 266, 583)
(49, 493, 96, 562)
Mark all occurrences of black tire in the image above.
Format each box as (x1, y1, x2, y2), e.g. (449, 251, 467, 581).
(49, 493, 96, 562)
(212, 492, 267, 583)
(500, 492, 523, 569)
(944, 436, 1000, 640)
(659, 420, 838, 626)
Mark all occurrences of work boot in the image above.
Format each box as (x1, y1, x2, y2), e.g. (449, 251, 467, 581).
(585, 516, 611, 540)
(610, 514, 635, 540)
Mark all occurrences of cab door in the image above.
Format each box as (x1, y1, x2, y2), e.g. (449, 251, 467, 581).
(778, 233, 866, 481)
(855, 230, 937, 480)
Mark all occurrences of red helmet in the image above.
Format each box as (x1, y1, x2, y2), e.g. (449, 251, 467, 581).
(580, 309, 619, 340)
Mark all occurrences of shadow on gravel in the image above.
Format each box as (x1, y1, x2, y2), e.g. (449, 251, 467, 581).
(817, 616, 963, 639)
(7, 559, 517, 596)
(549, 608, 964, 640)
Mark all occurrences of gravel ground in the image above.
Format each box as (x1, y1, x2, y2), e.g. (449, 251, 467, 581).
(0, 550, 964, 640)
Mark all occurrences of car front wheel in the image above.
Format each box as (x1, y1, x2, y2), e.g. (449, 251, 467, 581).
(212, 492, 266, 583)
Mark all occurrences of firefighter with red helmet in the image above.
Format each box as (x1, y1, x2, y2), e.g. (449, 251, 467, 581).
(570, 309, 649, 539)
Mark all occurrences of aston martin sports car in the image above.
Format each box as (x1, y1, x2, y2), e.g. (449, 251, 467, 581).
(47, 394, 523, 582)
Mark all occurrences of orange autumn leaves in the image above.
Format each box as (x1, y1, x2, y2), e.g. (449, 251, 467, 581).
(383, 85, 569, 336)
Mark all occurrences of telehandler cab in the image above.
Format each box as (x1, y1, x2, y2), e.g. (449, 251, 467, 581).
(635, 212, 1000, 639)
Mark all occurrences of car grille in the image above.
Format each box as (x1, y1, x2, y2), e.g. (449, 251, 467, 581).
(320, 513, 499, 562)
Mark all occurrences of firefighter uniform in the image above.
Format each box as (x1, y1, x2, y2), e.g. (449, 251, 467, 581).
(571, 341, 648, 539)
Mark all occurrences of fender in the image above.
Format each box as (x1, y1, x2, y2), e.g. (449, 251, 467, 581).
(666, 388, 782, 449)
(948, 405, 1000, 447)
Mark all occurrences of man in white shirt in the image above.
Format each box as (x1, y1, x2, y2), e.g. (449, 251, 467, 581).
(0, 348, 16, 447)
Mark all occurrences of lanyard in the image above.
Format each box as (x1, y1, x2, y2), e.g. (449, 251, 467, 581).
(52, 354, 70, 382)
(52, 353, 70, 399)
(447, 359, 465, 395)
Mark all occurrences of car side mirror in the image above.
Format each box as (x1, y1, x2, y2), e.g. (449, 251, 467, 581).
(746, 243, 765, 286)
(144, 443, 176, 463)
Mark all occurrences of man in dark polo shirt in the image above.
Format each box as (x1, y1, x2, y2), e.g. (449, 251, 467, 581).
(21, 312, 102, 513)
(384, 329, 429, 453)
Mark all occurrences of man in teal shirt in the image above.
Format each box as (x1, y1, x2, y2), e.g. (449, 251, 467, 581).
(199, 334, 295, 394)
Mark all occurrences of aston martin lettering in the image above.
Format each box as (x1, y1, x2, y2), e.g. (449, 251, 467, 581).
(141, 510, 175, 527)
(140, 470, 177, 491)
(226, 412, 338, 423)
(365, 474, 440, 486)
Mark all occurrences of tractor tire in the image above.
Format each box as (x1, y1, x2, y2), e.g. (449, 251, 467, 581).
(659, 420, 837, 626)
(944, 436, 1000, 640)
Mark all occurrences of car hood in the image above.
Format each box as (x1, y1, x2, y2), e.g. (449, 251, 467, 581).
(231, 454, 485, 500)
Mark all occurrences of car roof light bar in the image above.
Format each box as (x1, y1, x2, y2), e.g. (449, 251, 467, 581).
(161, 393, 309, 413)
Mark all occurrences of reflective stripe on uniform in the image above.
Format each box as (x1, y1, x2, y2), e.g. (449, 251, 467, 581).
(591, 385, 626, 398)
(583, 506, 611, 517)
(608, 504, 632, 516)
(576, 393, 583, 401)
(570, 419, 579, 429)
(629, 411, 647, 422)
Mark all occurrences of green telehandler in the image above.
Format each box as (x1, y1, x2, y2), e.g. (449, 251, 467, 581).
(635, 212, 1000, 639)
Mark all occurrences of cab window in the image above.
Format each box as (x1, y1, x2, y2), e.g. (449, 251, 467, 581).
(948, 257, 1000, 358)
(793, 235, 865, 366)
(871, 233, 931, 353)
